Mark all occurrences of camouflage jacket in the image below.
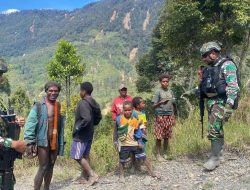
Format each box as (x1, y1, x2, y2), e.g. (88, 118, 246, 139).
(207, 59, 240, 108)
(0, 110, 8, 148)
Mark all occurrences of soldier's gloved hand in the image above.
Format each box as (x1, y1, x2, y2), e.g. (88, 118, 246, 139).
(11, 140, 27, 154)
(224, 104, 233, 121)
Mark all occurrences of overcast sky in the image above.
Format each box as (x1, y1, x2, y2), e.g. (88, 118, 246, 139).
(0, 0, 99, 11)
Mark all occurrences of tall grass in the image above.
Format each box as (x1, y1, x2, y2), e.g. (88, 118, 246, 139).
(16, 95, 250, 177)
(87, 95, 250, 174)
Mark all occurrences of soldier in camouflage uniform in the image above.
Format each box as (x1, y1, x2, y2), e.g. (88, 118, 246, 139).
(199, 42, 240, 171)
(0, 112, 26, 153)
(0, 63, 26, 189)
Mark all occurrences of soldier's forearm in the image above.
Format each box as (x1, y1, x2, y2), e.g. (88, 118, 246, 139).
(226, 86, 240, 106)
(0, 136, 13, 148)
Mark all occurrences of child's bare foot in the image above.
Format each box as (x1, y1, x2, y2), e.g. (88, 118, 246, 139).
(119, 176, 125, 183)
(151, 173, 161, 179)
(135, 162, 142, 172)
(129, 165, 135, 174)
(78, 177, 88, 184)
(156, 154, 165, 162)
(87, 172, 99, 186)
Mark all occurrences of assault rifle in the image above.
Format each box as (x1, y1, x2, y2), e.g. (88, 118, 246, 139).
(199, 85, 205, 139)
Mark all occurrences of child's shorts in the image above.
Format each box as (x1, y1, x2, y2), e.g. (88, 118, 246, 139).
(119, 146, 146, 163)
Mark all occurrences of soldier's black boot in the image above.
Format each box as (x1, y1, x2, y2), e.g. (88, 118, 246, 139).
(203, 138, 224, 171)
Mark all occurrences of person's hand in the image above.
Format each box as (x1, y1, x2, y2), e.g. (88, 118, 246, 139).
(142, 128, 147, 136)
(138, 119, 143, 127)
(224, 104, 234, 121)
(73, 126, 81, 136)
(159, 99, 169, 105)
(16, 116, 25, 128)
(138, 143, 144, 149)
(25, 144, 38, 158)
(11, 140, 27, 153)
(171, 115, 176, 125)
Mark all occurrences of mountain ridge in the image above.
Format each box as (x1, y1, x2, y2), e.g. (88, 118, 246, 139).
(1, 0, 165, 103)
(0, 0, 164, 56)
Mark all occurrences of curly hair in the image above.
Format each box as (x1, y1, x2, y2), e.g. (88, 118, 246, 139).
(44, 81, 61, 92)
(80, 82, 93, 95)
(159, 73, 171, 82)
(132, 96, 143, 108)
(123, 101, 133, 108)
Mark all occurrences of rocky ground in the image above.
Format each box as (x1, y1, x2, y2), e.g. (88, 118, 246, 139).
(15, 151, 250, 190)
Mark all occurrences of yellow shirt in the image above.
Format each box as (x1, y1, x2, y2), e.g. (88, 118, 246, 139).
(118, 115, 139, 147)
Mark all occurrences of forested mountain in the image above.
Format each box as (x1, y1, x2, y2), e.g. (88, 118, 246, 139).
(0, 0, 163, 56)
(0, 0, 165, 102)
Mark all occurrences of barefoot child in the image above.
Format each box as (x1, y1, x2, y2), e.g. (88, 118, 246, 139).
(117, 101, 156, 182)
(152, 74, 177, 162)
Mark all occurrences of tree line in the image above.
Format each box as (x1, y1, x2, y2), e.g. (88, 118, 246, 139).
(136, 0, 250, 93)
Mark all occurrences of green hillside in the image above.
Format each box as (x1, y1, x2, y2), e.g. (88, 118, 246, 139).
(1, 0, 165, 104)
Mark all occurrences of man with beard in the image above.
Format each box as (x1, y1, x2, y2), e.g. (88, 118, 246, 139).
(24, 81, 65, 190)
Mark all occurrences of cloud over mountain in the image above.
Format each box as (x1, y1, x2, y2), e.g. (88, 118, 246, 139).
(1, 9, 20, 15)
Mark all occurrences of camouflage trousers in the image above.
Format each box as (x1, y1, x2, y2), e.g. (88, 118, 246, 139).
(207, 102, 225, 141)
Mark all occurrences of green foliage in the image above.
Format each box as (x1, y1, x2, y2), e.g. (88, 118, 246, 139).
(136, 0, 250, 93)
(1, 0, 167, 107)
(3, 0, 249, 178)
(160, 0, 250, 59)
(66, 94, 250, 175)
(89, 95, 250, 174)
(0, 75, 11, 95)
(48, 39, 85, 110)
(0, 0, 164, 57)
(60, 95, 117, 174)
(0, 58, 11, 95)
(199, 0, 250, 49)
(10, 87, 31, 116)
(16, 93, 250, 177)
(91, 134, 117, 174)
(160, 0, 202, 61)
(136, 54, 159, 92)
(48, 39, 84, 81)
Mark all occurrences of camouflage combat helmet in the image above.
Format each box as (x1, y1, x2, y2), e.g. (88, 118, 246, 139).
(0, 63, 7, 74)
(200, 41, 221, 56)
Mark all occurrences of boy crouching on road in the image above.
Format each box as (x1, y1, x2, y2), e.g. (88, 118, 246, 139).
(116, 101, 156, 183)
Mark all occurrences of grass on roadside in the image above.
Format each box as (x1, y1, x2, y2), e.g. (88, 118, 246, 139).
(15, 95, 250, 179)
